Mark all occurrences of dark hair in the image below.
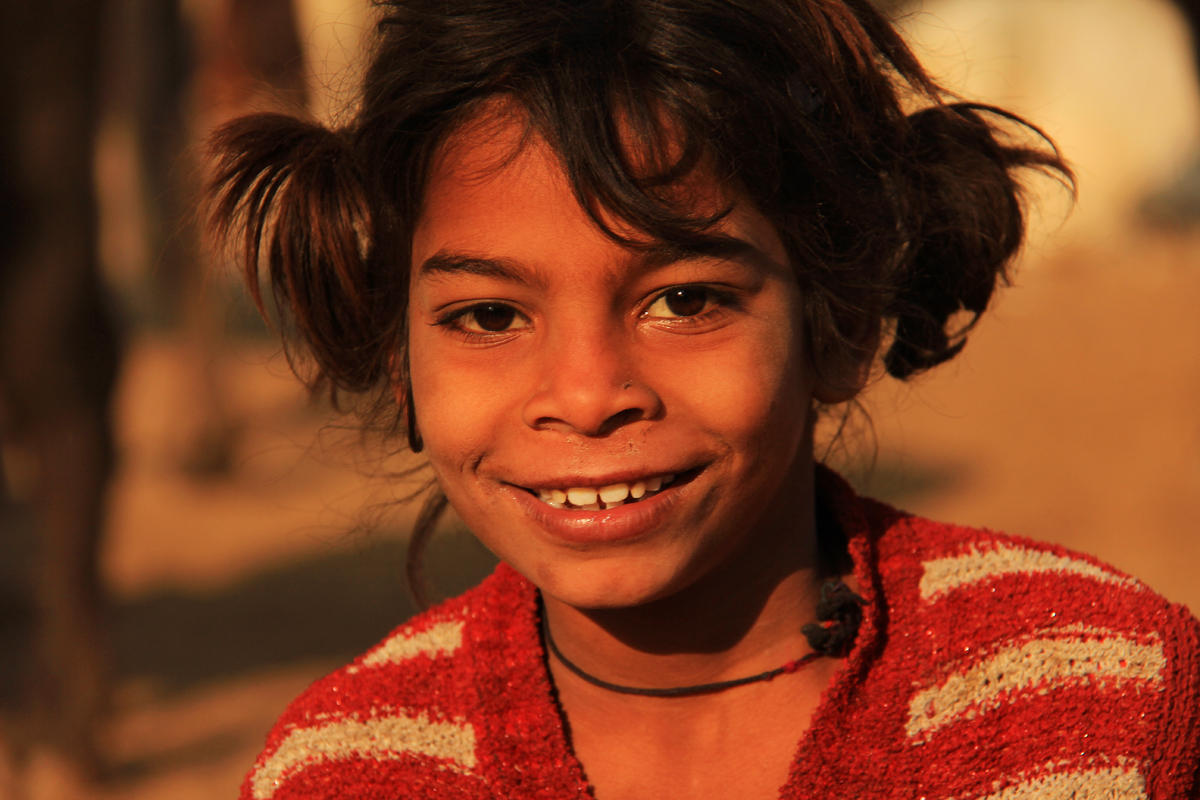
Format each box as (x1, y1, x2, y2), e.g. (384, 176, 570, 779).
(207, 0, 1071, 602)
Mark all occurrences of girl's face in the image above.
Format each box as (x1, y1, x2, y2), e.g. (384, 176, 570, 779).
(407, 114, 824, 610)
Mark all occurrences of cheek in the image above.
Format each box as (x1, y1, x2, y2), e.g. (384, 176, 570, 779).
(669, 316, 811, 446)
(406, 327, 481, 473)
(406, 323, 528, 487)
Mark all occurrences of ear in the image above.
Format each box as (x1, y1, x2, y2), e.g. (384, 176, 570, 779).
(812, 322, 879, 405)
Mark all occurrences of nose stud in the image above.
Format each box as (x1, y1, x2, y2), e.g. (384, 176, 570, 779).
(621, 381, 633, 390)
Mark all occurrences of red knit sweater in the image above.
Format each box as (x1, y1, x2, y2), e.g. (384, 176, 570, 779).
(241, 474, 1200, 799)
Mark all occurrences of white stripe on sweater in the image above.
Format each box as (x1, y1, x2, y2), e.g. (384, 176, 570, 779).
(250, 711, 477, 799)
(919, 543, 1138, 600)
(967, 766, 1147, 800)
(361, 620, 464, 667)
(906, 632, 1164, 739)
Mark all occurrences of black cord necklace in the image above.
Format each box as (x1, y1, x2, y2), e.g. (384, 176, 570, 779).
(541, 579, 864, 698)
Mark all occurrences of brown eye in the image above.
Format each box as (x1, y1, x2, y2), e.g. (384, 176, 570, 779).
(439, 302, 529, 337)
(665, 288, 707, 316)
(464, 303, 522, 332)
(646, 287, 712, 318)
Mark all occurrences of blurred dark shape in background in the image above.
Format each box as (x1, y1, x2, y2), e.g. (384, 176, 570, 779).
(0, 0, 307, 789)
(107, 0, 308, 476)
(0, 0, 121, 781)
(1141, 0, 1200, 227)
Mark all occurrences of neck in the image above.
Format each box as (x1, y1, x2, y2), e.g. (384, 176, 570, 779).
(541, 460, 827, 692)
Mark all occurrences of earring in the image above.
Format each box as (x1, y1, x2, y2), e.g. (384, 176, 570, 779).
(405, 387, 423, 453)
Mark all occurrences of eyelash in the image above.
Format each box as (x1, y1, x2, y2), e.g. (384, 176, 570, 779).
(432, 284, 739, 343)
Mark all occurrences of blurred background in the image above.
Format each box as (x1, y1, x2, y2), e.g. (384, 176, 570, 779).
(0, 0, 1197, 797)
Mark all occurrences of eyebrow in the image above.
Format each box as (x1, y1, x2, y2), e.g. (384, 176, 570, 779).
(636, 235, 783, 278)
(416, 234, 772, 284)
(644, 235, 760, 268)
(417, 253, 535, 284)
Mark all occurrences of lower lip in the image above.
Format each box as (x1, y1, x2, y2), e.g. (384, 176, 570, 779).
(506, 480, 689, 546)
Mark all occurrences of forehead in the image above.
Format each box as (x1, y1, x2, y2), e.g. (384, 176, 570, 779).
(412, 112, 600, 259)
(410, 106, 787, 279)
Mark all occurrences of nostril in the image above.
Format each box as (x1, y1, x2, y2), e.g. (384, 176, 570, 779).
(598, 408, 647, 435)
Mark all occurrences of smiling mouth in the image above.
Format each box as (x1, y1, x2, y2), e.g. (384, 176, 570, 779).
(522, 470, 697, 510)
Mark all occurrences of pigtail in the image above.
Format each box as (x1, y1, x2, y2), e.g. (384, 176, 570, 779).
(207, 113, 397, 396)
(882, 103, 1072, 379)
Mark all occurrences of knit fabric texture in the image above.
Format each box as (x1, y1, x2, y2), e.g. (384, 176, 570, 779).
(241, 470, 1200, 799)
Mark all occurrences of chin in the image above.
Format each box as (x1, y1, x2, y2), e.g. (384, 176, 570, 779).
(527, 550, 700, 611)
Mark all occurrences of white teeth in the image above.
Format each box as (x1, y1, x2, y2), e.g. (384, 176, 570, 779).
(566, 487, 598, 506)
(535, 474, 681, 509)
(598, 484, 630, 504)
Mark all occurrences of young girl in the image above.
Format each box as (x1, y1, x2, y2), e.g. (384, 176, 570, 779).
(208, 1, 1200, 797)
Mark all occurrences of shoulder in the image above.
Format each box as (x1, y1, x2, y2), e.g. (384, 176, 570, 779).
(869, 505, 1199, 652)
(850, 489, 1200, 798)
(238, 564, 547, 800)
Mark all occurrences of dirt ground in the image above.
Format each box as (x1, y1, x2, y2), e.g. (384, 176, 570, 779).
(4, 226, 1199, 799)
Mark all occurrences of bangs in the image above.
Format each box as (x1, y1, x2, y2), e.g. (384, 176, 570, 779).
(373, 0, 900, 265)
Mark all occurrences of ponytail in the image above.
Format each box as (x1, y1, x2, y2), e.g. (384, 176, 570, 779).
(207, 113, 399, 396)
(882, 103, 1072, 379)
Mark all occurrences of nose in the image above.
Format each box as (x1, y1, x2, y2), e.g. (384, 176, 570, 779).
(520, 326, 662, 436)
